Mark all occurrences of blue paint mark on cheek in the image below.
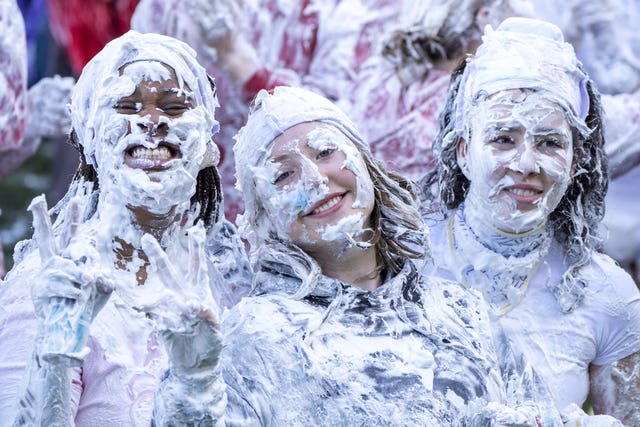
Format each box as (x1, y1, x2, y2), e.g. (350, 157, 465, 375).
(293, 191, 310, 214)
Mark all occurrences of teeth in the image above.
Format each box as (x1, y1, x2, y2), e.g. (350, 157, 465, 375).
(130, 146, 172, 161)
(510, 188, 537, 197)
(312, 196, 342, 215)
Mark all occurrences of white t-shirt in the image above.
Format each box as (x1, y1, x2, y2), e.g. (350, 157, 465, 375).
(426, 213, 640, 411)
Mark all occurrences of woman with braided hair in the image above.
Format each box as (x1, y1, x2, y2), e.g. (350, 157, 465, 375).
(423, 17, 640, 425)
(0, 30, 250, 426)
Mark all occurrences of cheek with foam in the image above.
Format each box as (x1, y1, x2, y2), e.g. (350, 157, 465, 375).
(254, 160, 330, 236)
(306, 127, 374, 210)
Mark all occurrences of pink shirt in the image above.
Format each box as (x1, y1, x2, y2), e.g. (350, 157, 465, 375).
(0, 251, 167, 427)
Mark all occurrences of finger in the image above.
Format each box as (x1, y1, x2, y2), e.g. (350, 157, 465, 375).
(28, 195, 57, 261)
(186, 224, 207, 285)
(59, 197, 81, 249)
(35, 279, 84, 301)
(140, 234, 181, 292)
(37, 258, 88, 298)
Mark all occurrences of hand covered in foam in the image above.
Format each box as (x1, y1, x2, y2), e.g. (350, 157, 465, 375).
(183, 0, 240, 45)
(29, 194, 112, 365)
(24, 75, 74, 142)
(143, 224, 226, 426)
(561, 404, 624, 427)
(138, 223, 223, 378)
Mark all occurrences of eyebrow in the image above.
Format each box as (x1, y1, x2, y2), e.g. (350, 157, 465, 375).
(267, 154, 291, 163)
(485, 121, 523, 133)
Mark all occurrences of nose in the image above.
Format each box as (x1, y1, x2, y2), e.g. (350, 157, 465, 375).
(511, 143, 540, 175)
(136, 108, 167, 135)
(301, 158, 328, 188)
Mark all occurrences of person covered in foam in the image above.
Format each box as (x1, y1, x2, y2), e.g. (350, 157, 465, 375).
(149, 85, 563, 426)
(345, 0, 535, 182)
(0, 30, 251, 426)
(423, 17, 640, 425)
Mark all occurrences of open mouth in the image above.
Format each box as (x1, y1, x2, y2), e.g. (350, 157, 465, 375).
(304, 193, 346, 218)
(124, 142, 181, 170)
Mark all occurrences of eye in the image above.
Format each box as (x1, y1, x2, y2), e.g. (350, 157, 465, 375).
(161, 102, 190, 116)
(489, 135, 514, 147)
(113, 101, 139, 113)
(540, 137, 565, 149)
(316, 147, 336, 159)
(273, 170, 293, 184)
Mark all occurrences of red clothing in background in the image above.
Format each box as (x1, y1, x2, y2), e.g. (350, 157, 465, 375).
(47, 0, 138, 76)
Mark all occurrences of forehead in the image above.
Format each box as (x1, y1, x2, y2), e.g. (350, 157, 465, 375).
(473, 89, 569, 128)
(269, 122, 350, 156)
(117, 60, 191, 93)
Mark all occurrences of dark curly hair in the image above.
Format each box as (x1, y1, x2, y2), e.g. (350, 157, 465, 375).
(422, 58, 609, 309)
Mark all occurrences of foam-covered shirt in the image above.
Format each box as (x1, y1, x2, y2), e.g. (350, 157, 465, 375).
(427, 212, 640, 411)
(153, 261, 563, 426)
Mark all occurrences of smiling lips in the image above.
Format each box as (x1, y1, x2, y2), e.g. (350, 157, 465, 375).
(125, 143, 181, 170)
(304, 193, 346, 218)
(504, 184, 543, 204)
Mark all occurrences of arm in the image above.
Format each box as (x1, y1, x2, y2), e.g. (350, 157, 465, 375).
(23, 76, 74, 146)
(12, 195, 111, 426)
(131, 0, 309, 103)
(0, 76, 74, 178)
(590, 351, 640, 425)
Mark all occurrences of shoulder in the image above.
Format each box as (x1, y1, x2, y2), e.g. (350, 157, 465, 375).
(583, 251, 640, 303)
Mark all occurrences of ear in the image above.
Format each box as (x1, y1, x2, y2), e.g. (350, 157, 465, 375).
(474, 6, 491, 32)
(456, 138, 472, 180)
(201, 138, 221, 169)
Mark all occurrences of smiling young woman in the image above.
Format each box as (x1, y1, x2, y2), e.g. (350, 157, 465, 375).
(423, 17, 640, 425)
(0, 31, 251, 427)
(145, 85, 564, 426)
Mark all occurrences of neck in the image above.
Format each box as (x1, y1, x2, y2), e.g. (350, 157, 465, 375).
(311, 244, 382, 291)
(127, 205, 181, 241)
(109, 206, 181, 285)
(459, 204, 548, 257)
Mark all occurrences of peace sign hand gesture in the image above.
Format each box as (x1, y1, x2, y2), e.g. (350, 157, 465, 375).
(29, 194, 112, 365)
(136, 223, 223, 378)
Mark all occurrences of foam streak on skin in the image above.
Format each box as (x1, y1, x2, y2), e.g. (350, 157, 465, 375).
(94, 111, 210, 218)
(256, 126, 374, 246)
(462, 91, 573, 234)
(255, 138, 330, 237)
(590, 353, 640, 425)
(305, 127, 374, 211)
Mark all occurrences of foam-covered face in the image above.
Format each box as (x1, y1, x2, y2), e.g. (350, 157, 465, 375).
(254, 122, 375, 253)
(92, 61, 211, 215)
(458, 89, 574, 233)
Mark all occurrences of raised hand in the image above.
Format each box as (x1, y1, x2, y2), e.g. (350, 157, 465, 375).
(12, 195, 110, 426)
(29, 194, 110, 364)
(24, 75, 74, 141)
(135, 223, 223, 378)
